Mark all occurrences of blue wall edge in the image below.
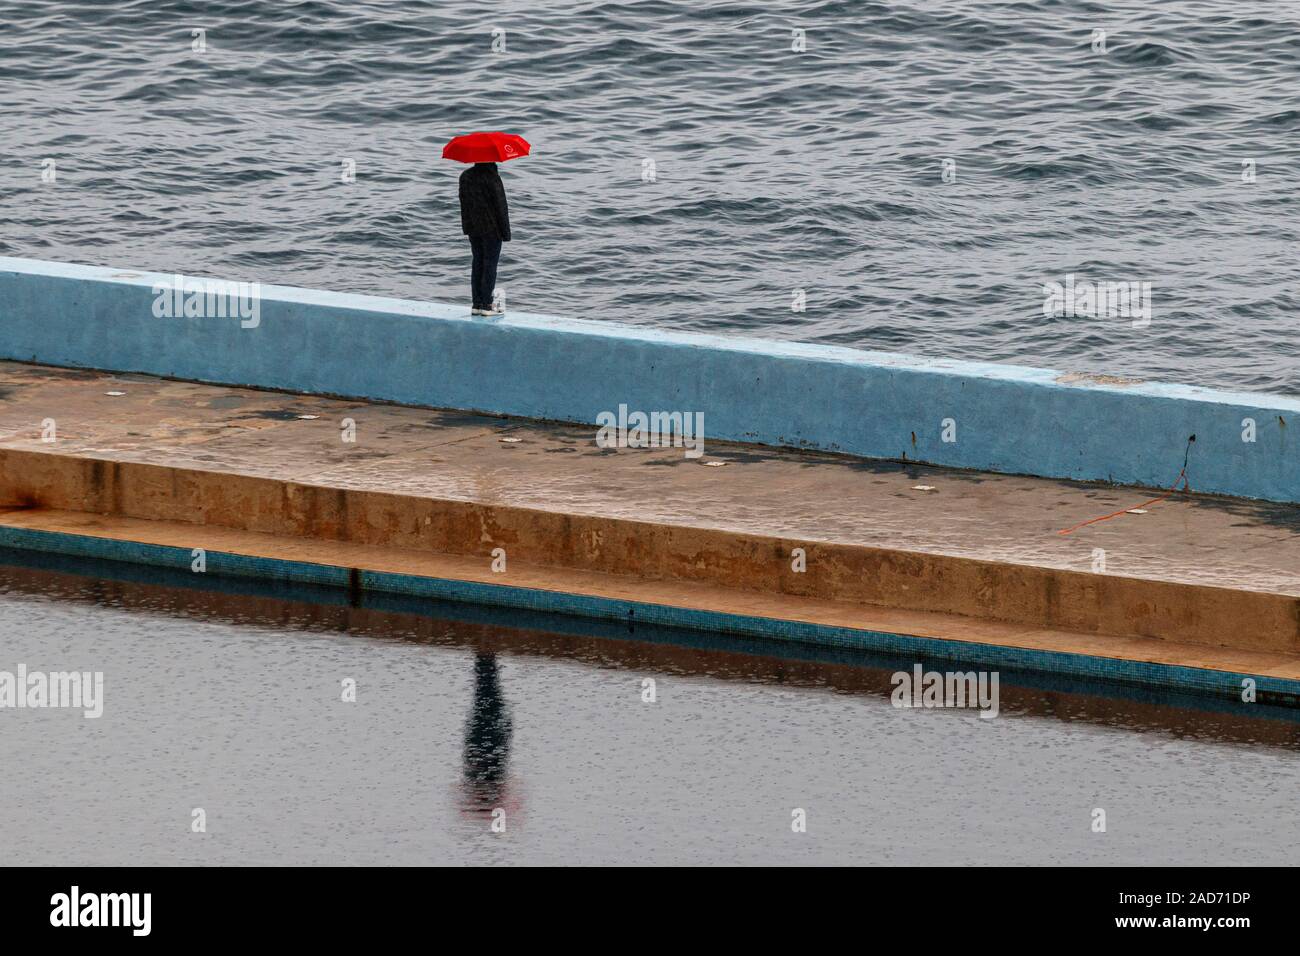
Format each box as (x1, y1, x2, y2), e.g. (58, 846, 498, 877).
(1, 523, 1293, 706)
(0, 257, 1296, 503)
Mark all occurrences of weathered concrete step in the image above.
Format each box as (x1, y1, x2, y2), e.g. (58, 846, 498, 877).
(2, 508, 1298, 705)
(0, 361, 1297, 663)
(1, 445, 1297, 656)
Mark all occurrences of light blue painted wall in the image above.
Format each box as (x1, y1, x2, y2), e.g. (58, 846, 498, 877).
(1, 257, 1296, 502)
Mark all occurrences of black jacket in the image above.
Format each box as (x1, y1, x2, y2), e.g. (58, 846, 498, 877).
(459, 163, 511, 241)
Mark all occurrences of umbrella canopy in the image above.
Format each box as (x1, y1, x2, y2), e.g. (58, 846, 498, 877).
(442, 131, 531, 164)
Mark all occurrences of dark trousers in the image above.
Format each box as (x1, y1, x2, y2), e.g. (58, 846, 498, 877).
(469, 236, 502, 309)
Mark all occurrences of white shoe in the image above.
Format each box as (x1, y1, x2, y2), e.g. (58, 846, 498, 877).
(471, 306, 486, 315)
(480, 307, 504, 317)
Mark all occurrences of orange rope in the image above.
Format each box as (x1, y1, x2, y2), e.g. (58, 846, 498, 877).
(1057, 436, 1195, 536)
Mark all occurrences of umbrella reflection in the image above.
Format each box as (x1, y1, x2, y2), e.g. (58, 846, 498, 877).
(460, 652, 514, 814)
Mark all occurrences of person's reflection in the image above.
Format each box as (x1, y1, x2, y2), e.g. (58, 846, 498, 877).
(460, 652, 513, 813)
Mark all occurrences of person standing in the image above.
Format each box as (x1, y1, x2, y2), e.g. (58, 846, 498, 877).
(458, 161, 511, 315)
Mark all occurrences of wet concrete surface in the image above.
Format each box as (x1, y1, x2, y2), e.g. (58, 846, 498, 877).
(1, 360, 1296, 597)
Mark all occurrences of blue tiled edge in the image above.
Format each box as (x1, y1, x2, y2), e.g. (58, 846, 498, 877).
(2, 523, 1295, 707)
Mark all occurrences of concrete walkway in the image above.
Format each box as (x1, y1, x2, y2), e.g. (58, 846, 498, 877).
(0, 361, 1297, 691)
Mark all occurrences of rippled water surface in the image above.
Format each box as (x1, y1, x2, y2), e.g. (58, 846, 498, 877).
(2, 558, 1299, 866)
(0, 0, 1296, 394)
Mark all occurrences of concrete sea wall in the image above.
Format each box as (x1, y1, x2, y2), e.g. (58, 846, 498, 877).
(1, 256, 1296, 503)
(5, 447, 1296, 652)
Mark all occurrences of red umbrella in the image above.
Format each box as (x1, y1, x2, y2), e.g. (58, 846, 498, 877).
(442, 131, 531, 164)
